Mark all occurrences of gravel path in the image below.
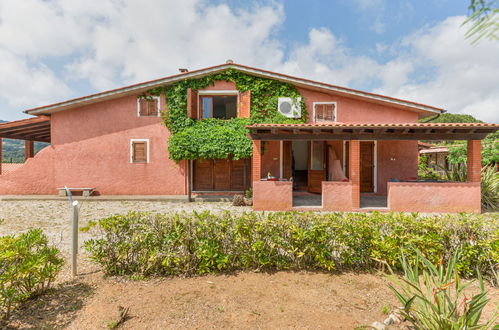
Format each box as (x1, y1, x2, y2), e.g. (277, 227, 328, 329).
(0, 200, 249, 253)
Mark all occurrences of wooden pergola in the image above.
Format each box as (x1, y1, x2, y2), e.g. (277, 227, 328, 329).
(0, 116, 50, 174)
(247, 122, 498, 141)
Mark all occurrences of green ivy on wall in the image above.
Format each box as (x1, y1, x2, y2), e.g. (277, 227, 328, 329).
(145, 69, 307, 161)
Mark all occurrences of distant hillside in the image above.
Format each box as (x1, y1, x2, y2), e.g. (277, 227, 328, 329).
(421, 113, 483, 123)
(1, 119, 48, 163)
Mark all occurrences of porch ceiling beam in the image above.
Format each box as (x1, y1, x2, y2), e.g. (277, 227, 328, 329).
(0, 133, 50, 142)
(0, 122, 49, 134)
(248, 132, 490, 141)
(0, 127, 50, 139)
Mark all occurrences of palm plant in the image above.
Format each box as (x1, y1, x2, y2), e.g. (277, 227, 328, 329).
(386, 248, 498, 329)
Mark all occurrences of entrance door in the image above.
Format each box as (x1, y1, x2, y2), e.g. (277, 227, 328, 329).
(308, 141, 326, 193)
(360, 142, 375, 192)
(193, 158, 250, 191)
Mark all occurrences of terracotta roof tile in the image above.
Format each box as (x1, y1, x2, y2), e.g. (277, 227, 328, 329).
(247, 122, 499, 129)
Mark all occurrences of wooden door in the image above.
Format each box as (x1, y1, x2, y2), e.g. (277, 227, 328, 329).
(193, 158, 251, 191)
(360, 142, 374, 192)
(193, 159, 213, 191)
(214, 159, 231, 191)
(308, 141, 326, 193)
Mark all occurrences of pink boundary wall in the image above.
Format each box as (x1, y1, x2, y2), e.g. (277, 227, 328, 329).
(387, 182, 481, 213)
(0, 147, 55, 194)
(322, 181, 354, 211)
(253, 181, 292, 211)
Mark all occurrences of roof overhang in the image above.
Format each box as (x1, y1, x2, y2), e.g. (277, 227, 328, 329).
(0, 116, 50, 143)
(24, 63, 445, 117)
(247, 123, 498, 141)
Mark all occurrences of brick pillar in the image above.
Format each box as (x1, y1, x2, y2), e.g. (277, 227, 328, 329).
(252, 140, 261, 183)
(349, 140, 360, 209)
(467, 140, 482, 182)
(25, 140, 34, 160)
(239, 90, 251, 118)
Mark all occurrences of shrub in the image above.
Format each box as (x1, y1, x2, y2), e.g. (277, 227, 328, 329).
(232, 195, 245, 206)
(0, 229, 64, 320)
(387, 248, 498, 329)
(481, 166, 499, 211)
(84, 211, 498, 280)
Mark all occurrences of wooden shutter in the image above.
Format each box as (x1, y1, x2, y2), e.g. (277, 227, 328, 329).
(139, 99, 148, 116)
(139, 98, 159, 116)
(148, 99, 158, 116)
(187, 88, 198, 119)
(314, 104, 335, 122)
(132, 141, 147, 163)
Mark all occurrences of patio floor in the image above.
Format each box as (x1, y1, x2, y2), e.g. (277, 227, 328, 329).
(360, 195, 388, 209)
(292, 192, 322, 207)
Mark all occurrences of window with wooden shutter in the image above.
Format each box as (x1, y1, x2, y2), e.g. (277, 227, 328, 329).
(138, 97, 160, 117)
(131, 140, 148, 163)
(313, 103, 336, 122)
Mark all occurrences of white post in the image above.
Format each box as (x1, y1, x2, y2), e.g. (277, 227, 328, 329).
(71, 200, 79, 277)
(64, 186, 79, 277)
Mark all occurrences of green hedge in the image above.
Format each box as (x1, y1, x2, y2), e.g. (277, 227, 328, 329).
(0, 229, 63, 320)
(84, 211, 498, 279)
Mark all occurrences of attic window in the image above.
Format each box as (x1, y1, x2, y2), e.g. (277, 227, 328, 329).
(138, 96, 160, 117)
(313, 102, 336, 122)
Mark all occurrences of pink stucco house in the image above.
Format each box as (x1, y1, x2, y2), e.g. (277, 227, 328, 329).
(0, 62, 497, 212)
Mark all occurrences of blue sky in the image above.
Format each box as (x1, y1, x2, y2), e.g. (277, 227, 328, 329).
(0, 0, 497, 122)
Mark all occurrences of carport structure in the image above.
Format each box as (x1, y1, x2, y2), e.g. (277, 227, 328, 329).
(0, 116, 50, 174)
(247, 122, 498, 213)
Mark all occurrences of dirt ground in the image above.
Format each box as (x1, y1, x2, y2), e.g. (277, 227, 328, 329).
(1, 200, 498, 329)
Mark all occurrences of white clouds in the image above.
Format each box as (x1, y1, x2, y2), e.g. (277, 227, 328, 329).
(0, 1, 497, 123)
(66, 0, 286, 89)
(375, 16, 499, 123)
(0, 50, 71, 110)
(278, 28, 381, 87)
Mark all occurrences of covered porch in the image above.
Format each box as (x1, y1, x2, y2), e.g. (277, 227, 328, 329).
(0, 116, 51, 175)
(248, 122, 497, 213)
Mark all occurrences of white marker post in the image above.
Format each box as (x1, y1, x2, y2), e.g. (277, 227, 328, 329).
(64, 186, 79, 277)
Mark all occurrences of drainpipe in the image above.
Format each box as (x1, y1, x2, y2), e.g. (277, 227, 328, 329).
(421, 113, 441, 123)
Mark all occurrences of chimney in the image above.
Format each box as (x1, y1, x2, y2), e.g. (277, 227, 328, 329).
(226, 59, 234, 64)
(178, 68, 189, 73)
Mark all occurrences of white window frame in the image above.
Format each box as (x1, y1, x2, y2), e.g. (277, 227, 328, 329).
(137, 96, 161, 117)
(342, 140, 377, 193)
(130, 139, 150, 163)
(312, 102, 337, 122)
(197, 90, 239, 119)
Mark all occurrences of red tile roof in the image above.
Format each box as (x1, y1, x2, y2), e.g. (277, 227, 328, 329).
(24, 63, 444, 116)
(247, 122, 499, 129)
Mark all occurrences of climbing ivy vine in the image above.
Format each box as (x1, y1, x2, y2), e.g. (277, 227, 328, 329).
(145, 69, 307, 161)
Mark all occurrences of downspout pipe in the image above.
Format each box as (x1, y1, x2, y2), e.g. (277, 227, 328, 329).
(421, 113, 441, 123)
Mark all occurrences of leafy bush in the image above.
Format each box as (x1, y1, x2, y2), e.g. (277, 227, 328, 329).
(84, 212, 498, 280)
(481, 166, 499, 211)
(0, 229, 64, 319)
(418, 154, 442, 180)
(387, 248, 498, 329)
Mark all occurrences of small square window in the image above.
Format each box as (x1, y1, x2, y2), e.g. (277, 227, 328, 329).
(138, 96, 160, 117)
(313, 103, 336, 122)
(130, 139, 149, 163)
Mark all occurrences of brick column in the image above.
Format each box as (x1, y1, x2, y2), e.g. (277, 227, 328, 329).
(25, 140, 34, 159)
(239, 90, 251, 118)
(467, 140, 482, 182)
(349, 140, 360, 209)
(252, 140, 261, 183)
